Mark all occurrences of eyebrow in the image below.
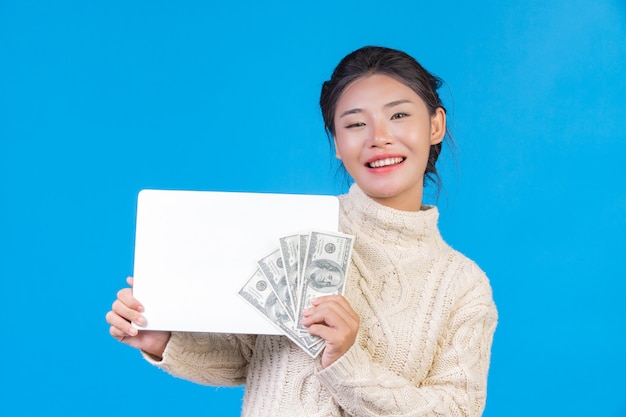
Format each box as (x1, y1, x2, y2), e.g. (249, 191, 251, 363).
(338, 99, 413, 118)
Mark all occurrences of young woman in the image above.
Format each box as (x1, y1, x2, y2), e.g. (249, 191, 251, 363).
(106, 46, 497, 417)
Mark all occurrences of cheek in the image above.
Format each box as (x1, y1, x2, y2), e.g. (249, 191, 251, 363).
(391, 122, 421, 140)
(334, 133, 360, 159)
(400, 125, 434, 152)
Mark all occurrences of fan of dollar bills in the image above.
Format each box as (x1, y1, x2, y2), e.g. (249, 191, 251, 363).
(238, 230, 354, 358)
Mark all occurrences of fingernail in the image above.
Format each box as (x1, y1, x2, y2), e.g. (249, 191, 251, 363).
(135, 316, 146, 326)
(128, 326, 138, 336)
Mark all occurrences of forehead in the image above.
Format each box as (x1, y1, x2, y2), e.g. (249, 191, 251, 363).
(335, 74, 422, 111)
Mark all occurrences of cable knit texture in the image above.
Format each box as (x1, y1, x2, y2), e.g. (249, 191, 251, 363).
(144, 184, 497, 416)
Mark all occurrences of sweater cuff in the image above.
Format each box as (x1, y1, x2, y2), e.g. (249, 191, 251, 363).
(317, 343, 369, 387)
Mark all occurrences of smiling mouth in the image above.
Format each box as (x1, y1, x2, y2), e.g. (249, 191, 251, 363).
(367, 157, 405, 168)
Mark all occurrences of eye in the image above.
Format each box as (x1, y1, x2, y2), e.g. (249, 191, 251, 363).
(345, 122, 366, 129)
(391, 112, 409, 120)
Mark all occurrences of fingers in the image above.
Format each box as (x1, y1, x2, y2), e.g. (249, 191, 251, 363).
(107, 313, 137, 338)
(107, 299, 145, 336)
(105, 277, 145, 338)
(302, 295, 359, 326)
(301, 295, 359, 368)
(301, 295, 359, 338)
(116, 286, 143, 313)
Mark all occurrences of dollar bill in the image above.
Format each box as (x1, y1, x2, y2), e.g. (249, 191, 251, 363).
(257, 249, 295, 321)
(297, 233, 310, 308)
(295, 230, 354, 332)
(298, 233, 309, 280)
(238, 230, 354, 358)
(278, 234, 300, 315)
(239, 267, 325, 358)
(238, 267, 292, 326)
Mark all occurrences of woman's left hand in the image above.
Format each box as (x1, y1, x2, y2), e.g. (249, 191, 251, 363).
(301, 295, 360, 369)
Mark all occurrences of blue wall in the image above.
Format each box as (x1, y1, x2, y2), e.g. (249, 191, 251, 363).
(1, 1, 625, 415)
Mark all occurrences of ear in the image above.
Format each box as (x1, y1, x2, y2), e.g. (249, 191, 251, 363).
(333, 137, 342, 159)
(429, 107, 446, 145)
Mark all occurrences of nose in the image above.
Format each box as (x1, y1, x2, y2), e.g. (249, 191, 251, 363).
(368, 120, 393, 148)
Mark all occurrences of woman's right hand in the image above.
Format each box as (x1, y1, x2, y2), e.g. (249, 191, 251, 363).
(105, 276, 171, 360)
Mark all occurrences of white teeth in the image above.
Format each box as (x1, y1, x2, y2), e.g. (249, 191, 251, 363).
(368, 157, 404, 168)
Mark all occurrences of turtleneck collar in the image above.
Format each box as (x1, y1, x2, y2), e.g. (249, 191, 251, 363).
(338, 184, 441, 248)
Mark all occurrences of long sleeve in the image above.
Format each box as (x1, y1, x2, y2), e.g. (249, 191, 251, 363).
(316, 264, 497, 417)
(143, 332, 257, 387)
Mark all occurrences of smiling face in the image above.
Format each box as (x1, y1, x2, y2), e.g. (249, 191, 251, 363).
(333, 74, 446, 211)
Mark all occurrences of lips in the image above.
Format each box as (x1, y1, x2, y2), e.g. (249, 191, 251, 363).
(366, 156, 405, 168)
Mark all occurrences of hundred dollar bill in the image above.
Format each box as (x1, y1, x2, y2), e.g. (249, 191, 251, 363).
(298, 234, 310, 278)
(257, 249, 295, 321)
(297, 233, 310, 307)
(295, 230, 354, 332)
(238, 267, 292, 328)
(278, 234, 300, 315)
(239, 268, 325, 358)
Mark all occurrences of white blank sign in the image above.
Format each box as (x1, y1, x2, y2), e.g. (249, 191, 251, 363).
(132, 189, 339, 334)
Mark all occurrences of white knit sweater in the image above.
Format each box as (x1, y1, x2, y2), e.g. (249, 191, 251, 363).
(145, 184, 498, 417)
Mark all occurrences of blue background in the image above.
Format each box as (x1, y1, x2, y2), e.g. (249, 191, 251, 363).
(1, 1, 625, 416)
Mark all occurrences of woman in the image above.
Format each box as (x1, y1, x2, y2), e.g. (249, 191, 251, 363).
(106, 45, 497, 417)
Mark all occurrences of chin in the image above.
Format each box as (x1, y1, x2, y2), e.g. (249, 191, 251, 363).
(364, 184, 406, 199)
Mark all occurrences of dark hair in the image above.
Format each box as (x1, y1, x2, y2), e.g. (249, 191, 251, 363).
(319, 45, 452, 189)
